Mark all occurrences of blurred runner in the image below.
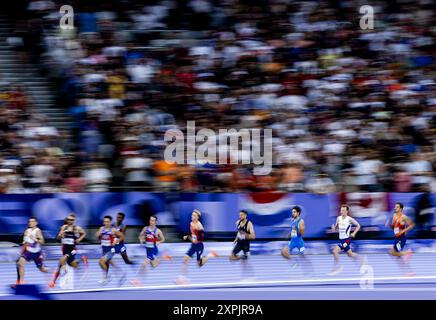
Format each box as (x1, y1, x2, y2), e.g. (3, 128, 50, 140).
(230, 210, 256, 281)
(386, 202, 416, 276)
(176, 209, 218, 284)
(113, 212, 134, 265)
(328, 204, 364, 275)
(281, 206, 314, 275)
(49, 214, 87, 288)
(14, 217, 49, 287)
(97, 216, 126, 286)
(131, 215, 171, 286)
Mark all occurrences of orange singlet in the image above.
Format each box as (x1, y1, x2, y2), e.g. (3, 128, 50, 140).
(392, 214, 406, 238)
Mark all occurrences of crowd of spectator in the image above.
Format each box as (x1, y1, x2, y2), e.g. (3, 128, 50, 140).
(1, 0, 435, 193)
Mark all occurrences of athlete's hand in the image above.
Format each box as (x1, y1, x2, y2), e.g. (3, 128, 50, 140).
(330, 224, 336, 231)
(351, 232, 356, 238)
(183, 235, 188, 241)
(139, 239, 144, 244)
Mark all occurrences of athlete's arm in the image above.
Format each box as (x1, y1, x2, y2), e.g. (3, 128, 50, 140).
(402, 216, 415, 234)
(76, 226, 86, 243)
(57, 225, 66, 240)
(247, 221, 255, 240)
(139, 227, 146, 244)
(350, 218, 361, 238)
(233, 220, 239, 243)
(157, 228, 165, 245)
(299, 219, 305, 237)
(113, 229, 124, 243)
(35, 229, 45, 245)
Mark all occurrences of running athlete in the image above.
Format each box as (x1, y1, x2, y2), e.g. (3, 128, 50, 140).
(14, 217, 49, 286)
(386, 202, 415, 275)
(97, 216, 125, 285)
(328, 204, 361, 275)
(113, 212, 134, 265)
(281, 206, 314, 274)
(230, 210, 255, 260)
(131, 215, 169, 286)
(176, 209, 218, 284)
(49, 214, 87, 288)
(281, 206, 305, 259)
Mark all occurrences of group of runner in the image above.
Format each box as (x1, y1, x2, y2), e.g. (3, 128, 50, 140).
(13, 202, 415, 288)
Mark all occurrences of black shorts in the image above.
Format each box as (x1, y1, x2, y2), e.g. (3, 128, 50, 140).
(232, 240, 250, 258)
(62, 245, 77, 264)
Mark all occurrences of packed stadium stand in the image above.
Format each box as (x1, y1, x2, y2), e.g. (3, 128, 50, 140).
(0, 0, 434, 193)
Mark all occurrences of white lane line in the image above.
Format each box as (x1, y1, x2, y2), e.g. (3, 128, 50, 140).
(47, 275, 436, 294)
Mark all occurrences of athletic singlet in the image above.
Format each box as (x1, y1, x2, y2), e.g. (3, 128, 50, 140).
(61, 226, 78, 246)
(145, 227, 158, 248)
(236, 219, 251, 241)
(392, 214, 406, 238)
(291, 217, 302, 239)
(338, 216, 353, 240)
(190, 223, 204, 244)
(100, 227, 114, 247)
(113, 223, 125, 242)
(23, 228, 42, 253)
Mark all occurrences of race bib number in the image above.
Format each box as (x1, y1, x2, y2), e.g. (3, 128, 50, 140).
(237, 232, 245, 240)
(291, 230, 297, 238)
(192, 235, 197, 242)
(394, 227, 399, 235)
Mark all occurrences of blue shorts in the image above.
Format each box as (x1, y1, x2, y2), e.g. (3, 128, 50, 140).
(394, 235, 407, 252)
(146, 246, 158, 261)
(21, 251, 44, 268)
(289, 238, 305, 255)
(114, 242, 127, 254)
(102, 246, 115, 261)
(186, 243, 204, 261)
(338, 238, 351, 252)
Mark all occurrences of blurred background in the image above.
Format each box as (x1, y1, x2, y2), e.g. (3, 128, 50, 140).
(0, 1, 434, 242)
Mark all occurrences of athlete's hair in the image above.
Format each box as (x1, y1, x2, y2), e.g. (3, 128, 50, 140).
(396, 202, 404, 210)
(117, 212, 125, 219)
(68, 213, 76, 218)
(292, 206, 301, 215)
(29, 216, 38, 222)
(239, 210, 248, 216)
(103, 215, 113, 221)
(193, 209, 201, 218)
(340, 204, 350, 212)
(150, 215, 158, 221)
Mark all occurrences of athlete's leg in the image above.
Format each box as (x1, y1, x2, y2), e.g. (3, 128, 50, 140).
(328, 246, 343, 275)
(121, 251, 134, 264)
(281, 246, 292, 259)
(16, 257, 26, 284)
(150, 257, 160, 268)
(230, 243, 242, 261)
(49, 255, 67, 287)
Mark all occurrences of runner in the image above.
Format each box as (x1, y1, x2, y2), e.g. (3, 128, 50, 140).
(49, 214, 87, 288)
(386, 202, 415, 276)
(113, 212, 134, 264)
(14, 217, 49, 286)
(328, 204, 363, 275)
(97, 216, 126, 286)
(131, 215, 171, 286)
(176, 209, 218, 284)
(281, 206, 314, 275)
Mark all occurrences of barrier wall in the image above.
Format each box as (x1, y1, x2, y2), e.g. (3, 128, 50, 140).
(0, 192, 434, 239)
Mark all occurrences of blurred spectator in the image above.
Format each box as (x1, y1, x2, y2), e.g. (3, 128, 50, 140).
(1, 0, 434, 193)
